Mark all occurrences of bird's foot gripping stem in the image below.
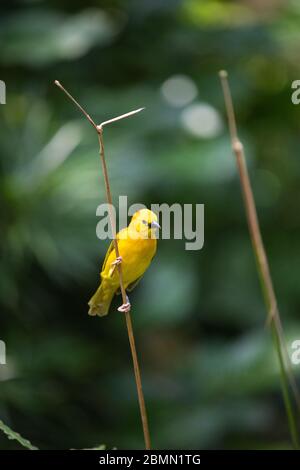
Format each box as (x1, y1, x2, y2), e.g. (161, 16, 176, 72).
(111, 256, 123, 267)
(110, 256, 123, 275)
(118, 295, 131, 313)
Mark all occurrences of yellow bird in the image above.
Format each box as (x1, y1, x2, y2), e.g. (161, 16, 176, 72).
(88, 208, 160, 316)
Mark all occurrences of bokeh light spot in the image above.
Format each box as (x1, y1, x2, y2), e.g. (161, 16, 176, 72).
(161, 74, 198, 107)
(180, 102, 223, 139)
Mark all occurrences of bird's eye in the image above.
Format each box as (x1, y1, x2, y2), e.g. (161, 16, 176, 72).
(142, 220, 148, 225)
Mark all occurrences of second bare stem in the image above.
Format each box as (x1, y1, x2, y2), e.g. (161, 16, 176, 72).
(219, 70, 300, 448)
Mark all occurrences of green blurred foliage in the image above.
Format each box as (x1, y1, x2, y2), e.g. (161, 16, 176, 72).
(0, 0, 300, 449)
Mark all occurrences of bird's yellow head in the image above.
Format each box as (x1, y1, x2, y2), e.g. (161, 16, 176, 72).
(129, 209, 160, 239)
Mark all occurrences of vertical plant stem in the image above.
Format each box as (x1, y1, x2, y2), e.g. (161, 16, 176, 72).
(272, 323, 299, 448)
(219, 70, 300, 448)
(55, 81, 151, 450)
(98, 131, 151, 450)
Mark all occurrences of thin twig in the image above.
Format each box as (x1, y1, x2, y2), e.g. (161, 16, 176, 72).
(0, 419, 38, 450)
(98, 108, 145, 130)
(219, 70, 300, 448)
(54, 81, 151, 450)
(54, 81, 98, 131)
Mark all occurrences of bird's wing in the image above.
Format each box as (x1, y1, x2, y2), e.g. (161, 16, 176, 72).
(127, 276, 143, 292)
(101, 227, 128, 272)
(116, 250, 156, 294)
(115, 275, 142, 295)
(126, 249, 156, 291)
(101, 240, 115, 272)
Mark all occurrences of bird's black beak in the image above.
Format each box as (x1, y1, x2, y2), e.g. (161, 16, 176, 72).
(150, 221, 160, 229)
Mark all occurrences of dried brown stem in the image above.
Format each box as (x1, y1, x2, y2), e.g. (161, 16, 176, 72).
(54, 81, 98, 131)
(219, 70, 300, 448)
(54, 80, 151, 450)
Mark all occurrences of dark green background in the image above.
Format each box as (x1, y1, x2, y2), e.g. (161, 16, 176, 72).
(1, 0, 300, 449)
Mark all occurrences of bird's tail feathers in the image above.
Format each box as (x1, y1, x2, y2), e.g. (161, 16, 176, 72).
(88, 280, 114, 317)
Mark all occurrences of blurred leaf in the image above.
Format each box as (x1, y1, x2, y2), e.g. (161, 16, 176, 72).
(0, 9, 120, 66)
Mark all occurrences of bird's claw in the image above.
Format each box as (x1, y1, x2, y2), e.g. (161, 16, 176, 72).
(111, 256, 123, 267)
(118, 295, 131, 313)
(118, 302, 131, 313)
